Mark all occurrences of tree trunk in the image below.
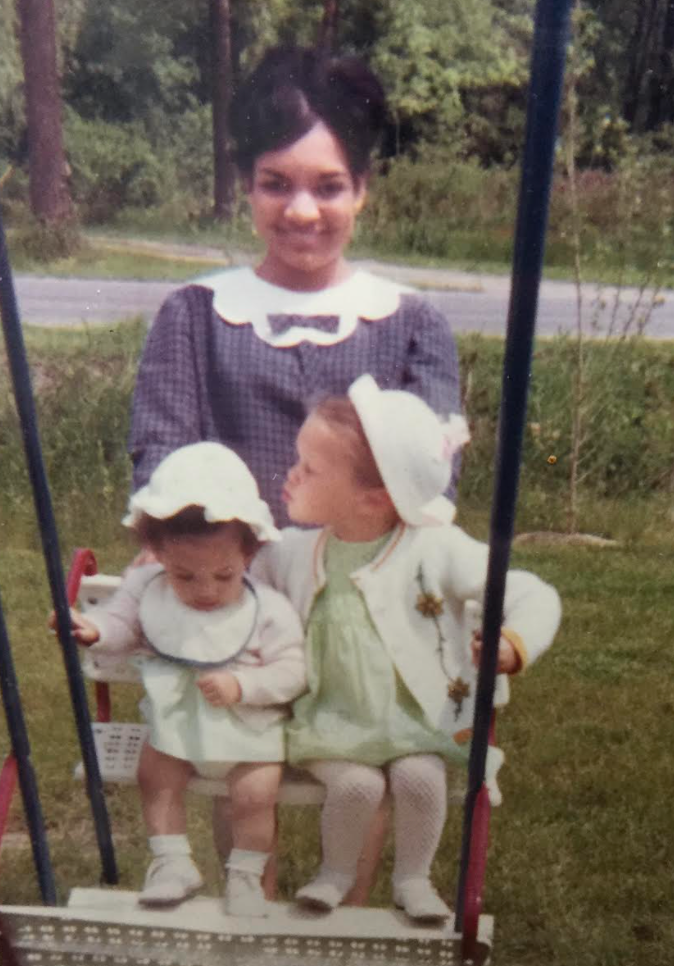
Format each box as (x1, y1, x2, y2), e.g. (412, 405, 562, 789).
(318, 0, 340, 51)
(16, 0, 74, 225)
(210, 0, 235, 221)
(650, 0, 674, 126)
(623, 0, 673, 131)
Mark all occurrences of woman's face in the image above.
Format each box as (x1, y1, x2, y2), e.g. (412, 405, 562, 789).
(248, 121, 367, 291)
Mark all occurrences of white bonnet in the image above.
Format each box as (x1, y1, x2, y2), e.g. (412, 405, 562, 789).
(123, 442, 279, 542)
(348, 375, 470, 527)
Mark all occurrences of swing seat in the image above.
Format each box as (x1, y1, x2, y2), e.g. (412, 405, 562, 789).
(72, 721, 328, 805)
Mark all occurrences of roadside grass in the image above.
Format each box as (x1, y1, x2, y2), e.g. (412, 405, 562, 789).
(0, 502, 673, 966)
(1, 323, 673, 963)
(5, 215, 674, 289)
(5, 232, 232, 282)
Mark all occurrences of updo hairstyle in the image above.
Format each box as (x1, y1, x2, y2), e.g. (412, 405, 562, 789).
(230, 46, 387, 182)
(133, 506, 261, 558)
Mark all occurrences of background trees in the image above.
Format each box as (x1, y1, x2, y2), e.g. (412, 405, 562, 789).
(1, 0, 673, 233)
(15, 0, 74, 226)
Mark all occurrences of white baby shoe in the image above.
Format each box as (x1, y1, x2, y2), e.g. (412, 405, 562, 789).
(393, 876, 452, 923)
(223, 849, 269, 918)
(296, 869, 355, 911)
(139, 854, 203, 907)
(224, 868, 268, 917)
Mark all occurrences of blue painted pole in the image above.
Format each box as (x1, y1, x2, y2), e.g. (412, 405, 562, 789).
(0, 212, 118, 886)
(0, 594, 57, 904)
(455, 0, 574, 929)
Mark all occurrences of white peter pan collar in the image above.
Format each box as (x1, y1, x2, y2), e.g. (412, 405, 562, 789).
(197, 266, 413, 347)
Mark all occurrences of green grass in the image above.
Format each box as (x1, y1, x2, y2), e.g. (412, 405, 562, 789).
(7, 236, 233, 282)
(0, 501, 673, 966)
(5, 212, 673, 289)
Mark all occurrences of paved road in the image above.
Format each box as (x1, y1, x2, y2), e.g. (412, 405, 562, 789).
(13, 265, 674, 339)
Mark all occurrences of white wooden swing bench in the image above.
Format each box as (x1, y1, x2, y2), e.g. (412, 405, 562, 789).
(56, 548, 503, 965)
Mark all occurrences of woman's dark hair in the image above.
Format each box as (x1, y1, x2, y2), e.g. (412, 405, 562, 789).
(230, 46, 387, 181)
(133, 506, 261, 558)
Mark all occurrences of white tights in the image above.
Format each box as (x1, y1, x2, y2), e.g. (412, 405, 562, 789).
(308, 754, 447, 883)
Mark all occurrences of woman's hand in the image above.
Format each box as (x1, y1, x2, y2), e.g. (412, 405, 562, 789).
(197, 670, 242, 707)
(48, 607, 100, 645)
(471, 631, 520, 675)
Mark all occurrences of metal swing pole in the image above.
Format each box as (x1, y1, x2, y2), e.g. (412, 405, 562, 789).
(0, 595, 57, 904)
(455, 0, 573, 933)
(0, 212, 118, 886)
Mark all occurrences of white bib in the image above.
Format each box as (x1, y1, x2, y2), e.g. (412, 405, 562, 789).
(138, 575, 258, 667)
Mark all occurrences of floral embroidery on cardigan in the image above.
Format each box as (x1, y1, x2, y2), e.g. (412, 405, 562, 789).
(415, 564, 471, 721)
(447, 677, 471, 719)
(414, 565, 445, 652)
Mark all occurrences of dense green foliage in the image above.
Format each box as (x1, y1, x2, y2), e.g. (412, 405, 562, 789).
(2, 1, 674, 241)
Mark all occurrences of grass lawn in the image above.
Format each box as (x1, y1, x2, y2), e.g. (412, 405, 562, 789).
(0, 500, 673, 965)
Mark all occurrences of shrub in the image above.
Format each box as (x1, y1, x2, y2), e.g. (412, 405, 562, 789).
(359, 153, 518, 259)
(9, 217, 83, 262)
(64, 111, 172, 222)
(459, 335, 674, 507)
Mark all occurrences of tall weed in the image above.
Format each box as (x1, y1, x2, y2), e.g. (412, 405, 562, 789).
(0, 321, 146, 546)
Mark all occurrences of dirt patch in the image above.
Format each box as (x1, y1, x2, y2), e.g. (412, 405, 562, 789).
(514, 531, 620, 548)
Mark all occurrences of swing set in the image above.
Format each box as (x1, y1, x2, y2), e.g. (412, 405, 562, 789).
(0, 1, 572, 961)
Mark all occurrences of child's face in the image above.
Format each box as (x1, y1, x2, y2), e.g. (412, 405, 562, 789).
(283, 414, 365, 528)
(154, 529, 250, 611)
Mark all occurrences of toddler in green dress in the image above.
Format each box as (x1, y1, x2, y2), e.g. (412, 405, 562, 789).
(253, 375, 561, 923)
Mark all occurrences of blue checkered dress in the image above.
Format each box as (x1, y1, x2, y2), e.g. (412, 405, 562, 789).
(129, 281, 461, 527)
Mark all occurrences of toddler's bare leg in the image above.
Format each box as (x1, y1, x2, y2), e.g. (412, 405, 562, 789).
(136, 742, 202, 906)
(220, 763, 283, 917)
(226, 762, 283, 853)
(137, 741, 194, 835)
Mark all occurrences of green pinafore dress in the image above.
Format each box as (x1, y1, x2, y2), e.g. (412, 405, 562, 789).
(287, 532, 468, 768)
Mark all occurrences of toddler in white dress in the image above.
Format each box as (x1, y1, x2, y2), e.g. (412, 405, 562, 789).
(63, 443, 306, 915)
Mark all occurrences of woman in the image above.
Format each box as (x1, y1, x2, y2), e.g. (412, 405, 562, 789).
(129, 46, 461, 527)
(128, 44, 462, 906)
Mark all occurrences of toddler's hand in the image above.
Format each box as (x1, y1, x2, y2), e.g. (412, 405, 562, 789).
(471, 631, 520, 675)
(197, 670, 242, 707)
(47, 607, 100, 645)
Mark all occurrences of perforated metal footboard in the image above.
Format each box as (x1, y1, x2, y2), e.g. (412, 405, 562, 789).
(0, 892, 493, 965)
